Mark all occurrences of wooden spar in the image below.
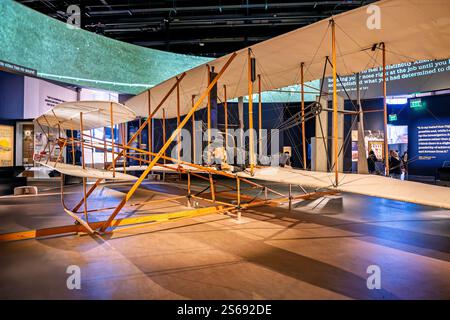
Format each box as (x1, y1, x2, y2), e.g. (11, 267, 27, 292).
(46, 139, 57, 164)
(80, 112, 85, 170)
(300, 62, 307, 170)
(248, 48, 255, 175)
(110, 102, 115, 178)
(176, 78, 181, 163)
(382, 42, 389, 176)
(99, 52, 237, 231)
(224, 85, 228, 150)
(192, 95, 196, 164)
(258, 74, 262, 161)
(35, 119, 50, 163)
(72, 74, 186, 213)
(148, 90, 152, 160)
(331, 19, 338, 186)
(54, 140, 67, 168)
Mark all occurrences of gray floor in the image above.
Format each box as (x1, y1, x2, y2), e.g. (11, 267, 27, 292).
(0, 179, 449, 299)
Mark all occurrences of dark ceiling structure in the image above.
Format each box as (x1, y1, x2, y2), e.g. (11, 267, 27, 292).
(18, 0, 375, 57)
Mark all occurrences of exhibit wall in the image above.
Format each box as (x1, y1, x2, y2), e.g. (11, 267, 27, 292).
(0, 71, 24, 120)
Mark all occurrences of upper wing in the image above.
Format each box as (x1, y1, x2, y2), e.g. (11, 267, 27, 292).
(35, 101, 136, 130)
(239, 167, 450, 210)
(126, 0, 450, 119)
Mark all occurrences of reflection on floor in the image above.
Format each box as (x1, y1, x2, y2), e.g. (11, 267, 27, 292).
(0, 180, 449, 299)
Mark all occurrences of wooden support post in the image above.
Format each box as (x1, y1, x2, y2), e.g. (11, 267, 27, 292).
(247, 48, 255, 175)
(288, 183, 292, 211)
(206, 65, 213, 165)
(80, 112, 85, 170)
(148, 90, 152, 161)
(331, 19, 339, 186)
(99, 52, 237, 231)
(162, 108, 166, 181)
(138, 117, 142, 166)
(176, 78, 181, 164)
(192, 95, 196, 164)
(224, 85, 228, 150)
(236, 176, 241, 220)
(122, 123, 127, 173)
(258, 74, 262, 161)
(103, 127, 107, 169)
(71, 129, 76, 165)
(110, 102, 115, 178)
(209, 173, 215, 202)
(300, 62, 307, 170)
(187, 170, 191, 207)
(382, 42, 389, 176)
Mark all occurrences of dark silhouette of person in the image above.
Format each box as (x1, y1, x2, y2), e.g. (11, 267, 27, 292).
(367, 150, 378, 174)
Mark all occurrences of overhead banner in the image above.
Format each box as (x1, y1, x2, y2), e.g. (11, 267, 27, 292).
(0, 60, 36, 76)
(327, 59, 450, 99)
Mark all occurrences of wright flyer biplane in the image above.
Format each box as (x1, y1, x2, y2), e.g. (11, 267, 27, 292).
(2, 0, 449, 242)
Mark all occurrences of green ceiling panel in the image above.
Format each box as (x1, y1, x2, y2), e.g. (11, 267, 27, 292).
(0, 0, 211, 94)
(0, 0, 319, 101)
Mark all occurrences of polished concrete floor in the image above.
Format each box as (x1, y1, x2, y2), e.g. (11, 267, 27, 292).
(0, 178, 449, 299)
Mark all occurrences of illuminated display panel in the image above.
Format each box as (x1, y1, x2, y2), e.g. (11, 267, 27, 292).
(0, 125, 14, 167)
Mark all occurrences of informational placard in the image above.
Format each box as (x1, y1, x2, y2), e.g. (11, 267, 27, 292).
(417, 123, 450, 159)
(0, 125, 14, 167)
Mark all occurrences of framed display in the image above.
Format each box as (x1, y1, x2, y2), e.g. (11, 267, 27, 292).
(0, 125, 14, 167)
(368, 141, 384, 161)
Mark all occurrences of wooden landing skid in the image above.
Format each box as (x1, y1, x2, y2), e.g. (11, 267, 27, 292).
(0, 204, 232, 242)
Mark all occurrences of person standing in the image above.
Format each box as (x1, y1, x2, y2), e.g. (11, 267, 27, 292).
(389, 150, 402, 179)
(279, 151, 291, 168)
(402, 151, 408, 180)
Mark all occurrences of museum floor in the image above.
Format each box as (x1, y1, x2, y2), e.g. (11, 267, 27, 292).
(0, 178, 449, 299)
